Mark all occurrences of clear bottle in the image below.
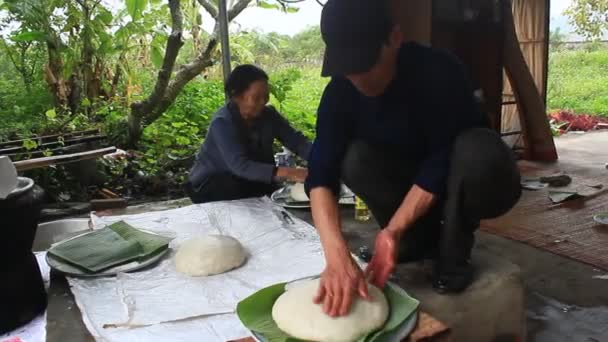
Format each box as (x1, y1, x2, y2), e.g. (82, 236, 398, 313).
(355, 196, 371, 221)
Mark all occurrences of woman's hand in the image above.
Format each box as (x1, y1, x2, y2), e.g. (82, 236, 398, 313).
(277, 167, 308, 183)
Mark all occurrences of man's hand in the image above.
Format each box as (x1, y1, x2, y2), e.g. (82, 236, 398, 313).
(365, 228, 401, 288)
(314, 252, 370, 317)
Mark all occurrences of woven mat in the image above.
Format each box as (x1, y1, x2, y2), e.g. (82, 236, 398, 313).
(229, 311, 450, 342)
(481, 161, 608, 270)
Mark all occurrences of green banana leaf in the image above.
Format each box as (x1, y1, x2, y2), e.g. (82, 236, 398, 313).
(48, 220, 173, 273)
(237, 280, 419, 342)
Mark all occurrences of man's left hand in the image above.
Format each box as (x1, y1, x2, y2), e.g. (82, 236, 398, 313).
(365, 228, 401, 288)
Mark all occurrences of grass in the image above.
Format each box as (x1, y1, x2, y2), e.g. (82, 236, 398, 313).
(547, 47, 608, 116)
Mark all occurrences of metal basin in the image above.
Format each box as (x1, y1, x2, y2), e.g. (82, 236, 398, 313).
(33, 219, 91, 252)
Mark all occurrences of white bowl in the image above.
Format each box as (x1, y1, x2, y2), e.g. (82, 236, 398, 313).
(593, 214, 608, 226)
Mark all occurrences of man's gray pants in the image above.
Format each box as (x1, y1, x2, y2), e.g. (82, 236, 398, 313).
(341, 128, 522, 275)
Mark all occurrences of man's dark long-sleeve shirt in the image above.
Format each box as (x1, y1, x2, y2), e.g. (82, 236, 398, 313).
(305, 42, 488, 197)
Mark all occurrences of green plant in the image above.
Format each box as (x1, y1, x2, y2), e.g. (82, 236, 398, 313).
(279, 67, 327, 140)
(547, 47, 608, 116)
(270, 68, 302, 111)
(137, 80, 224, 177)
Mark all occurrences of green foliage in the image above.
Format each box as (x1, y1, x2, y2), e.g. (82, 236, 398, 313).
(547, 47, 608, 116)
(23, 139, 38, 150)
(279, 68, 327, 140)
(11, 30, 46, 42)
(257, 0, 300, 13)
(0, 65, 53, 140)
(565, 0, 608, 40)
(138, 80, 225, 177)
(269, 68, 302, 111)
(281, 26, 324, 63)
(127, 0, 149, 21)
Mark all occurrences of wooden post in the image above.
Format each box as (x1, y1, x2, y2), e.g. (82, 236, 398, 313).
(503, 0, 557, 161)
(218, 0, 232, 103)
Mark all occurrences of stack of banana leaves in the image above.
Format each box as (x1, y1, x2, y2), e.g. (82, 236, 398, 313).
(48, 221, 172, 274)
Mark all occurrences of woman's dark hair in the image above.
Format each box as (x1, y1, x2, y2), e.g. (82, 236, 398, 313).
(225, 64, 269, 98)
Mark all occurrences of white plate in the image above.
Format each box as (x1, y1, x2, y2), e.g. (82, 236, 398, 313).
(250, 275, 419, 342)
(593, 214, 608, 225)
(46, 229, 171, 278)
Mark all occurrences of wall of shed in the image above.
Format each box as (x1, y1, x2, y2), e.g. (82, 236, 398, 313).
(502, 0, 550, 147)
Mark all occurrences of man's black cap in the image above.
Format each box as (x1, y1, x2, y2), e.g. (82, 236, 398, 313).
(320, 0, 393, 77)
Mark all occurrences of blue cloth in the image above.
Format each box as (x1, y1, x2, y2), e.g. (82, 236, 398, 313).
(189, 103, 311, 189)
(306, 42, 489, 197)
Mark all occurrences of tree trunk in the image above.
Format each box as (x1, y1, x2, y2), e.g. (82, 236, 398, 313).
(503, 0, 557, 161)
(68, 73, 81, 116)
(126, 0, 253, 147)
(127, 0, 185, 147)
(18, 44, 33, 93)
(192, 0, 202, 54)
(110, 58, 123, 98)
(44, 35, 69, 110)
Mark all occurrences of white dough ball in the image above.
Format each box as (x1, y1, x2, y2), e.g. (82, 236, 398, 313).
(272, 279, 389, 342)
(290, 183, 309, 202)
(174, 235, 246, 276)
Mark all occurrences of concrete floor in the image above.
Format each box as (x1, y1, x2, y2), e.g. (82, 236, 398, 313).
(519, 131, 608, 341)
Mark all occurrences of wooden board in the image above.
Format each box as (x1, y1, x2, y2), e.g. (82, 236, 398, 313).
(13, 147, 116, 172)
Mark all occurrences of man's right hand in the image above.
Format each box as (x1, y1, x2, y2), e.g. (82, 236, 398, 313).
(314, 250, 370, 317)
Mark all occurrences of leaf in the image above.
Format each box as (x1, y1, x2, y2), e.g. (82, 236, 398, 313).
(257, 0, 280, 10)
(176, 136, 190, 145)
(115, 26, 130, 42)
(363, 283, 420, 341)
(81, 98, 91, 107)
(126, 0, 148, 21)
(236, 282, 299, 342)
(594, 213, 608, 225)
(548, 190, 580, 204)
(23, 139, 38, 151)
(98, 38, 113, 55)
(45, 108, 57, 119)
(286, 7, 299, 13)
(236, 281, 419, 342)
(96, 8, 113, 25)
(11, 30, 46, 42)
(151, 45, 164, 69)
(48, 221, 172, 273)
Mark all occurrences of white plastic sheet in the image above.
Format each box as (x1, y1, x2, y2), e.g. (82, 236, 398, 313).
(68, 197, 327, 341)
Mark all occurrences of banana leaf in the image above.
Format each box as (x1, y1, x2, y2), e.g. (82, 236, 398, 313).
(48, 221, 172, 273)
(237, 281, 419, 342)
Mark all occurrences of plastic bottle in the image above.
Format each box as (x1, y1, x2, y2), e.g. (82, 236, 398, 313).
(355, 196, 370, 221)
